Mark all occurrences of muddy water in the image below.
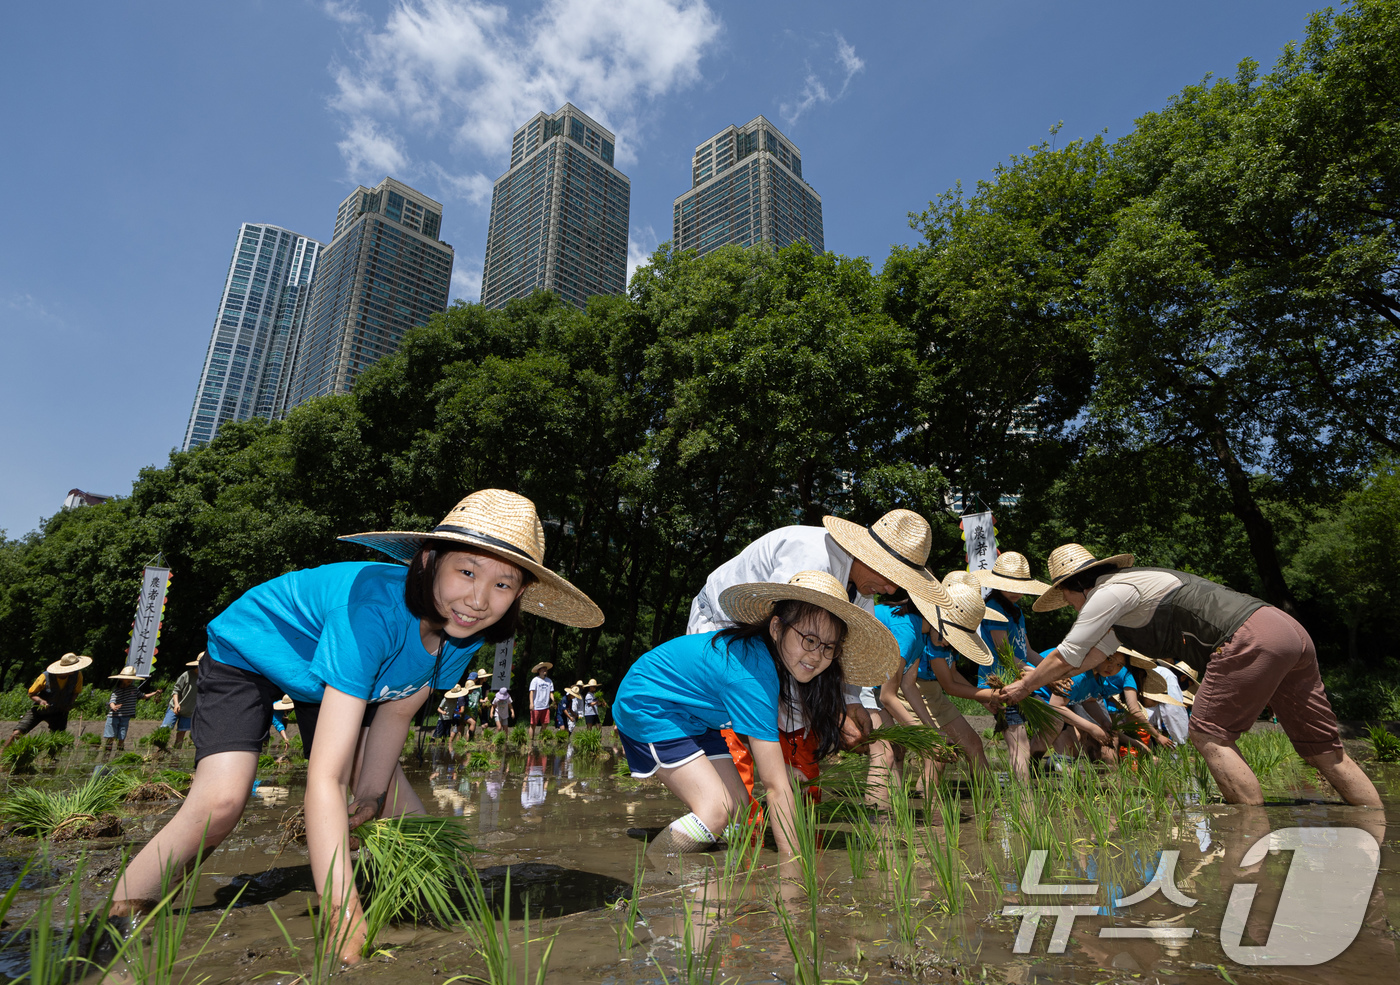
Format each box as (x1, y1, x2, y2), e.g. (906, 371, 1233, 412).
(4, 741, 1399, 984)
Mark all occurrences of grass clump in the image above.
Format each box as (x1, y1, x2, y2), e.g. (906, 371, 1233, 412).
(141, 725, 172, 752)
(465, 750, 494, 771)
(2, 735, 45, 774)
(571, 726, 603, 757)
(0, 771, 128, 838)
(1367, 724, 1400, 763)
(508, 722, 530, 746)
(109, 751, 146, 766)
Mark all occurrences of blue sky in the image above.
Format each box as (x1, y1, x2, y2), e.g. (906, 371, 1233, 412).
(0, 0, 1324, 538)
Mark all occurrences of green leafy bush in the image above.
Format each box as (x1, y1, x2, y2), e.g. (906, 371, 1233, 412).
(1367, 724, 1400, 763)
(2, 735, 43, 773)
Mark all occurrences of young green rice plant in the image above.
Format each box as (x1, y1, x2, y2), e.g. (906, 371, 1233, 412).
(772, 786, 829, 982)
(265, 851, 362, 983)
(124, 840, 245, 985)
(0, 770, 128, 838)
(80, 731, 102, 745)
(354, 814, 474, 949)
(570, 726, 603, 757)
(653, 885, 727, 985)
(142, 726, 172, 753)
(507, 723, 530, 747)
(718, 807, 767, 904)
(984, 643, 1062, 740)
(456, 866, 557, 985)
(611, 848, 647, 955)
(41, 730, 75, 758)
(3, 735, 44, 774)
(884, 776, 923, 944)
(467, 750, 495, 771)
(923, 787, 967, 914)
(110, 752, 146, 767)
(1367, 723, 1400, 763)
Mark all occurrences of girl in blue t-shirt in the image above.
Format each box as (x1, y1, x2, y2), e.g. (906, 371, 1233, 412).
(114, 489, 602, 965)
(876, 581, 996, 788)
(614, 570, 897, 860)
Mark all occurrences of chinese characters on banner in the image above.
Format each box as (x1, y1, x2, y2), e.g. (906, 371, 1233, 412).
(491, 637, 515, 691)
(126, 565, 171, 677)
(960, 511, 997, 572)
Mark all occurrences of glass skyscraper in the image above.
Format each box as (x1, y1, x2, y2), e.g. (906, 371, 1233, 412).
(284, 177, 454, 407)
(480, 103, 630, 309)
(672, 116, 823, 256)
(182, 224, 323, 450)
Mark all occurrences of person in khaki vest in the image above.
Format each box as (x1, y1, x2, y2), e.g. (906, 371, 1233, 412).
(999, 544, 1380, 807)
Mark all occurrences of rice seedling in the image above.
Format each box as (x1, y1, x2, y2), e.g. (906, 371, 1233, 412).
(774, 786, 829, 983)
(2, 735, 44, 774)
(718, 807, 766, 903)
(864, 723, 959, 765)
(0, 770, 128, 838)
(467, 750, 495, 771)
(1368, 723, 1400, 763)
(110, 752, 146, 767)
(508, 723, 529, 746)
(924, 787, 967, 914)
(984, 643, 1062, 740)
(142, 726, 172, 752)
(354, 814, 475, 947)
(652, 886, 727, 985)
(265, 853, 362, 982)
(611, 849, 647, 954)
(570, 727, 603, 757)
(124, 841, 244, 985)
(456, 866, 557, 985)
(80, 732, 101, 745)
(884, 777, 923, 943)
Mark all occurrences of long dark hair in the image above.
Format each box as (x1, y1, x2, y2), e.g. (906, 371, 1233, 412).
(404, 539, 535, 644)
(715, 599, 848, 759)
(1056, 563, 1117, 596)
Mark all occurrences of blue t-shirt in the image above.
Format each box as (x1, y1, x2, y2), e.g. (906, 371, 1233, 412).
(920, 642, 955, 681)
(207, 562, 484, 705)
(977, 594, 1030, 687)
(613, 632, 781, 743)
(1064, 667, 1135, 706)
(875, 605, 924, 675)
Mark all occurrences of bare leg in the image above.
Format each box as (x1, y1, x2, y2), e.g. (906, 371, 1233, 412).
(1005, 724, 1030, 782)
(1302, 748, 1383, 808)
(1190, 731, 1264, 805)
(654, 756, 751, 846)
(942, 716, 990, 775)
(114, 750, 258, 909)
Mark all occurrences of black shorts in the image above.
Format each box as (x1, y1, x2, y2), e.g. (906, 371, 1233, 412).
(192, 659, 379, 764)
(584, 714, 600, 727)
(14, 707, 69, 734)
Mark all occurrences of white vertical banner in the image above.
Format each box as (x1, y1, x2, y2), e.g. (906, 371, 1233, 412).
(126, 565, 172, 677)
(960, 512, 998, 573)
(491, 637, 515, 691)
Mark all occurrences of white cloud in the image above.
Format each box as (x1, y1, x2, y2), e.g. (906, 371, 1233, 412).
(779, 32, 864, 127)
(321, 1, 367, 26)
(330, 0, 722, 188)
(337, 118, 409, 177)
(429, 164, 494, 206)
(626, 224, 660, 285)
(450, 261, 483, 303)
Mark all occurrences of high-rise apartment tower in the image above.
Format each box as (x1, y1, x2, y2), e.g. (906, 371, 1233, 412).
(480, 103, 630, 309)
(673, 116, 823, 256)
(182, 224, 323, 450)
(284, 177, 454, 406)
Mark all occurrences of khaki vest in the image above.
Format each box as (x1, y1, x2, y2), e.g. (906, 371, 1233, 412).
(1108, 568, 1267, 673)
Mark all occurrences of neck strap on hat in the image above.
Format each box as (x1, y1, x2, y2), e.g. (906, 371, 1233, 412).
(937, 610, 980, 636)
(866, 524, 924, 571)
(433, 524, 537, 563)
(993, 570, 1034, 581)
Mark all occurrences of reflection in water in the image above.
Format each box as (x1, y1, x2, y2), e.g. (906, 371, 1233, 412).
(474, 863, 630, 920)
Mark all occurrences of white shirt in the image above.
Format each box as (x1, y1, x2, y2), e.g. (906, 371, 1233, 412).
(529, 675, 553, 710)
(1147, 672, 1191, 744)
(686, 524, 875, 729)
(687, 525, 870, 633)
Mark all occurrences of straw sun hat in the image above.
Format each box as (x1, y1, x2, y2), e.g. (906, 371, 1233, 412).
(1155, 658, 1201, 687)
(718, 570, 901, 686)
(1139, 669, 1185, 707)
(974, 552, 1051, 596)
(922, 583, 995, 666)
(46, 652, 93, 675)
(272, 694, 295, 711)
(108, 665, 145, 682)
(823, 510, 953, 610)
(339, 489, 604, 629)
(186, 650, 205, 667)
(941, 572, 1007, 622)
(443, 684, 470, 699)
(531, 662, 553, 673)
(1117, 647, 1157, 671)
(1032, 543, 1136, 612)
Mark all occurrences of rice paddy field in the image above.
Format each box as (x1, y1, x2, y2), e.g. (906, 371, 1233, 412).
(1, 721, 1397, 984)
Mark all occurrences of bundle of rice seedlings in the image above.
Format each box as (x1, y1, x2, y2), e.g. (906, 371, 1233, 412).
(2, 735, 44, 774)
(109, 752, 146, 767)
(0, 771, 128, 838)
(1107, 712, 1153, 744)
(983, 644, 1062, 740)
(41, 730, 75, 758)
(465, 750, 494, 771)
(143, 726, 172, 752)
(571, 727, 603, 757)
(1368, 724, 1400, 764)
(355, 814, 475, 948)
(507, 723, 529, 746)
(79, 731, 102, 745)
(865, 723, 960, 764)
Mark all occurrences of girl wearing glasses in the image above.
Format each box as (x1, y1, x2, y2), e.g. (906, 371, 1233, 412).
(613, 571, 898, 861)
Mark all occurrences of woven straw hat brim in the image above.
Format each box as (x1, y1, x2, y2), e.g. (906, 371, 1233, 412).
(337, 531, 604, 628)
(1118, 648, 1157, 671)
(109, 665, 143, 681)
(472, 671, 492, 680)
(975, 569, 1051, 596)
(939, 576, 1008, 622)
(444, 685, 470, 699)
(272, 695, 295, 710)
(1155, 658, 1201, 686)
(822, 516, 953, 610)
(1180, 690, 1195, 706)
(46, 652, 93, 675)
(1139, 669, 1185, 706)
(717, 581, 901, 687)
(1032, 553, 1135, 612)
(900, 593, 995, 666)
(532, 662, 553, 673)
